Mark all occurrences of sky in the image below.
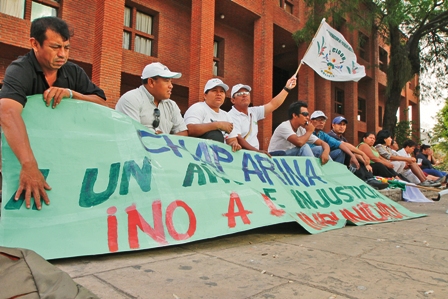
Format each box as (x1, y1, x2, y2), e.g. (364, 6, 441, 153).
(420, 100, 441, 131)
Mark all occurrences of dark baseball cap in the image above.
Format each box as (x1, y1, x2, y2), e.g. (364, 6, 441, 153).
(332, 116, 348, 124)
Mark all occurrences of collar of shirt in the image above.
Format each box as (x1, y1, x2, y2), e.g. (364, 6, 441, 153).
(29, 50, 69, 84)
(140, 85, 156, 106)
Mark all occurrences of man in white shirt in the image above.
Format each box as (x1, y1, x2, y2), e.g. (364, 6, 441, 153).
(267, 101, 330, 165)
(115, 62, 188, 136)
(228, 76, 297, 155)
(184, 78, 241, 151)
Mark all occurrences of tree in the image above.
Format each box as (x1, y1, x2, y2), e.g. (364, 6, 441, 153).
(293, 0, 448, 136)
(428, 98, 448, 169)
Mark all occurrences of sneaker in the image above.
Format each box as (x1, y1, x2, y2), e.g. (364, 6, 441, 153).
(418, 180, 441, 188)
(418, 181, 432, 187)
(366, 179, 388, 190)
(433, 176, 445, 184)
(425, 180, 442, 187)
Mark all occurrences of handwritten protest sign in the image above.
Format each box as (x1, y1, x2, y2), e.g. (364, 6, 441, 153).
(0, 95, 424, 259)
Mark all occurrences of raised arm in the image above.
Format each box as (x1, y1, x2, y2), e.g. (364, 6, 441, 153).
(264, 76, 297, 115)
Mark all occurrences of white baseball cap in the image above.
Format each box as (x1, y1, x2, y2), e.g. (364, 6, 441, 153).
(231, 84, 251, 98)
(310, 110, 328, 119)
(204, 78, 229, 93)
(141, 62, 182, 79)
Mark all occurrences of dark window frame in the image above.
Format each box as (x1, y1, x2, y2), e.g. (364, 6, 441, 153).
(213, 37, 224, 77)
(335, 88, 345, 115)
(358, 31, 369, 61)
(358, 97, 366, 122)
(379, 47, 388, 72)
(123, 4, 158, 57)
(0, 0, 60, 20)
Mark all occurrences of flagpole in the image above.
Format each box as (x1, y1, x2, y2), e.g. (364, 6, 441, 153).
(293, 18, 327, 78)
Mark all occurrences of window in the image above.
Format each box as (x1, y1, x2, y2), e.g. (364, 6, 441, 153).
(379, 106, 383, 126)
(0, 0, 59, 20)
(379, 47, 388, 72)
(358, 32, 369, 61)
(358, 97, 366, 122)
(279, 0, 293, 14)
(335, 88, 344, 114)
(213, 37, 224, 77)
(123, 6, 156, 56)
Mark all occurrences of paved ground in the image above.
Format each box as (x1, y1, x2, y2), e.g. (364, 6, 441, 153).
(52, 198, 448, 299)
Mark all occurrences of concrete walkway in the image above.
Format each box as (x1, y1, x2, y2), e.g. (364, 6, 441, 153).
(52, 199, 448, 299)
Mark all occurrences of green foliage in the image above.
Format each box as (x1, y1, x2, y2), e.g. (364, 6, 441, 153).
(294, 0, 448, 137)
(394, 119, 419, 148)
(426, 99, 448, 170)
(292, 0, 375, 45)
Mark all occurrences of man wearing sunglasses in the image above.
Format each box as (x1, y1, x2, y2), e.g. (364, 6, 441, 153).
(115, 62, 188, 136)
(267, 101, 331, 165)
(228, 76, 297, 155)
(309, 111, 359, 168)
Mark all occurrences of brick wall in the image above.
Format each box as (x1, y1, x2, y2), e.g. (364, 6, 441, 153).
(0, 0, 420, 148)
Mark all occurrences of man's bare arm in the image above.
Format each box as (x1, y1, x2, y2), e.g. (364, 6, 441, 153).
(44, 87, 106, 108)
(264, 76, 297, 115)
(0, 98, 51, 209)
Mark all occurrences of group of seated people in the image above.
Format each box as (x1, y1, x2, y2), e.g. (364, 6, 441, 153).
(115, 62, 447, 191)
(8, 17, 444, 209)
(115, 62, 297, 153)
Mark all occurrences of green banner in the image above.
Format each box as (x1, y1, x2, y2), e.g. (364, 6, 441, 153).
(0, 95, 424, 259)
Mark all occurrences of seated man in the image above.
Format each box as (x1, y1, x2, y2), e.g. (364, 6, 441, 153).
(184, 78, 241, 151)
(309, 111, 359, 167)
(328, 116, 388, 190)
(267, 101, 330, 165)
(397, 139, 443, 184)
(115, 62, 187, 136)
(0, 17, 106, 209)
(228, 75, 297, 155)
(416, 144, 447, 180)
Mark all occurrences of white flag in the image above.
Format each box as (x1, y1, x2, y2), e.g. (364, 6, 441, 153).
(302, 19, 366, 82)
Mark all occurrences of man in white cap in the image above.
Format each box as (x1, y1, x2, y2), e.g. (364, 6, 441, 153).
(115, 62, 188, 136)
(228, 76, 297, 155)
(184, 78, 241, 151)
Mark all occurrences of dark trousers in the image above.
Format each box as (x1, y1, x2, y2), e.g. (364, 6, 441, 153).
(370, 162, 398, 178)
(199, 130, 224, 143)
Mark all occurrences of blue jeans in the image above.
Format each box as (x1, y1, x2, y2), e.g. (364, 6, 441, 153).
(422, 168, 447, 178)
(270, 143, 315, 157)
(329, 149, 345, 164)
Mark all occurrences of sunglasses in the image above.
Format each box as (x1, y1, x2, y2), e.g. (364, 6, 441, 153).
(299, 111, 309, 117)
(234, 91, 250, 97)
(153, 108, 160, 128)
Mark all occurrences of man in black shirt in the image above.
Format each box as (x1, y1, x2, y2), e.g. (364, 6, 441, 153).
(0, 17, 106, 210)
(328, 116, 388, 190)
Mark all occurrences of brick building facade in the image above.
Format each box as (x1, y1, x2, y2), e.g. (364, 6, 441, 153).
(0, 0, 420, 148)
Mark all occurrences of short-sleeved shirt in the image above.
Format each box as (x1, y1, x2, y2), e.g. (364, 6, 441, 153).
(268, 121, 318, 152)
(0, 50, 106, 106)
(115, 85, 187, 134)
(311, 131, 341, 150)
(397, 148, 409, 158)
(227, 106, 265, 149)
(327, 130, 347, 142)
(184, 102, 237, 139)
(416, 152, 433, 170)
